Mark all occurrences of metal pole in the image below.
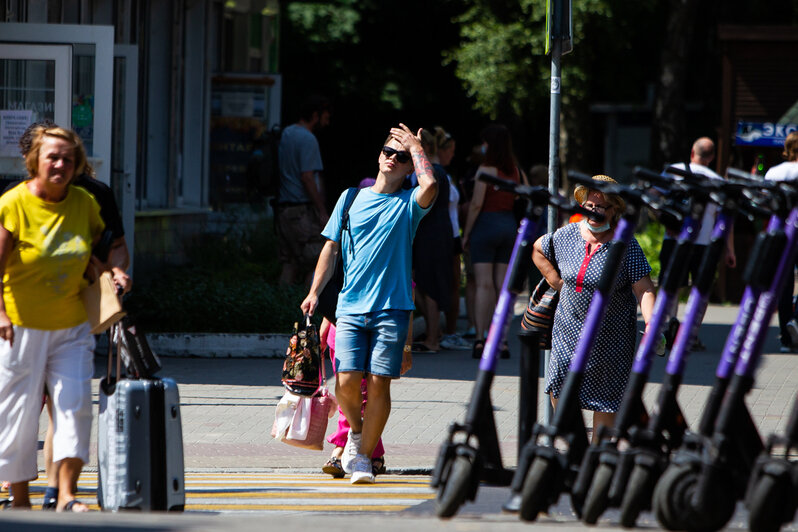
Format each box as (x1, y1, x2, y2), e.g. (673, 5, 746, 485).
(544, 38, 562, 425)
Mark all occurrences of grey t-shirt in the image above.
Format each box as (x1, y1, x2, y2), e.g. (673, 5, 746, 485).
(277, 124, 323, 203)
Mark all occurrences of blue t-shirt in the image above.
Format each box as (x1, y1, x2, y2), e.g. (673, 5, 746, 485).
(278, 124, 323, 203)
(322, 186, 430, 315)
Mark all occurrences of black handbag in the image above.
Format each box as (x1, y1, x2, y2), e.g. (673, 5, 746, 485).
(316, 188, 360, 324)
(281, 315, 323, 396)
(116, 316, 162, 378)
(521, 235, 559, 349)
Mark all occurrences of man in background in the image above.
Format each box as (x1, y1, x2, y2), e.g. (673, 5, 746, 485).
(661, 137, 736, 350)
(275, 95, 331, 285)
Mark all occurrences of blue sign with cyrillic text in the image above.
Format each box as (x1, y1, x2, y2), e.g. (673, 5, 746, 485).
(735, 121, 798, 147)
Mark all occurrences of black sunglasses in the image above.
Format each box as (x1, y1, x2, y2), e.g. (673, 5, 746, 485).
(382, 146, 411, 164)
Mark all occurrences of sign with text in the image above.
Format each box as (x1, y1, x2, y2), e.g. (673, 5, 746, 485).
(0, 109, 33, 156)
(735, 121, 798, 147)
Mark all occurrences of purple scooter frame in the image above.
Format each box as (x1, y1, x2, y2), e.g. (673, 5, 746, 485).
(432, 175, 598, 519)
(655, 199, 798, 531)
(511, 175, 658, 522)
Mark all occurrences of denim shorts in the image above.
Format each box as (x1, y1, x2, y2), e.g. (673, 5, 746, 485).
(469, 211, 517, 264)
(334, 310, 411, 378)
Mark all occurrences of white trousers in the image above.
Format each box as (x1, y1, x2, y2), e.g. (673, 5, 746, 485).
(0, 323, 94, 483)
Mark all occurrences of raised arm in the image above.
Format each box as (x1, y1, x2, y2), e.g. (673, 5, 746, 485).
(390, 123, 437, 208)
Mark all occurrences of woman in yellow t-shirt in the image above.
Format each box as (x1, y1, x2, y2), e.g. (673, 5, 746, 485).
(0, 126, 104, 512)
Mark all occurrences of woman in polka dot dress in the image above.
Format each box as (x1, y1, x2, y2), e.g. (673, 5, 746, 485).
(531, 175, 656, 439)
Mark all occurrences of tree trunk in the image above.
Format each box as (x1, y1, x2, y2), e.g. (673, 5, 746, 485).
(651, 0, 700, 168)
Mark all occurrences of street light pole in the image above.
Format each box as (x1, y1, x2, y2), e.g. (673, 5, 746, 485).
(544, 37, 562, 425)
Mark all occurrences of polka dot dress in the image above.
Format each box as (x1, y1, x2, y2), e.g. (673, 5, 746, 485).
(541, 222, 651, 412)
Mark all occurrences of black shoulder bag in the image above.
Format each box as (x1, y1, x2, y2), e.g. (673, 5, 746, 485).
(316, 188, 360, 324)
(521, 235, 560, 349)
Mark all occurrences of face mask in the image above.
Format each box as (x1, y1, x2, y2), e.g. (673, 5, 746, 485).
(582, 219, 611, 234)
(480, 144, 487, 155)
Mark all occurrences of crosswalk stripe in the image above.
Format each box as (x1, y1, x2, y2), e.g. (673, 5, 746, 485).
(27, 473, 434, 514)
(186, 504, 413, 512)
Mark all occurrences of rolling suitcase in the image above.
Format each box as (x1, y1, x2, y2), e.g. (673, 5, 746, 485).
(98, 323, 185, 511)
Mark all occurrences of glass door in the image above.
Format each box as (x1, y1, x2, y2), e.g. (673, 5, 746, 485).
(0, 44, 71, 178)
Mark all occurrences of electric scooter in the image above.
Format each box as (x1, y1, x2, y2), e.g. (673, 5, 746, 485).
(593, 167, 764, 527)
(574, 166, 708, 525)
(653, 182, 798, 532)
(745, 391, 798, 532)
(508, 174, 663, 522)
(431, 173, 599, 518)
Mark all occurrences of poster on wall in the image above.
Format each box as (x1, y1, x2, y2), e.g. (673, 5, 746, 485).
(0, 109, 33, 157)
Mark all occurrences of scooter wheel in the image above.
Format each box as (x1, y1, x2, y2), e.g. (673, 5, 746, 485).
(653, 463, 692, 531)
(519, 456, 555, 522)
(582, 463, 614, 525)
(619, 464, 654, 528)
(436, 455, 473, 518)
(748, 472, 788, 532)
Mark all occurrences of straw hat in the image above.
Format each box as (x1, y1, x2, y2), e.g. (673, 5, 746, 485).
(574, 175, 625, 220)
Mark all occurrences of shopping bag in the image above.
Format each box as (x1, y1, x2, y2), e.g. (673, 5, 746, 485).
(270, 389, 336, 451)
(81, 269, 126, 335)
(281, 316, 322, 396)
(117, 316, 162, 379)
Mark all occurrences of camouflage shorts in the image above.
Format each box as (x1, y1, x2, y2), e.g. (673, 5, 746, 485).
(275, 204, 325, 274)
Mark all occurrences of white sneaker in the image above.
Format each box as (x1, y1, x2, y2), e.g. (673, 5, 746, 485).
(440, 334, 471, 351)
(787, 319, 798, 347)
(342, 429, 362, 474)
(350, 453, 375, 484)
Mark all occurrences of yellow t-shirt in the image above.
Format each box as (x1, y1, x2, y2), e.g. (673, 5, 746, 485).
(0, 182, 105, 330)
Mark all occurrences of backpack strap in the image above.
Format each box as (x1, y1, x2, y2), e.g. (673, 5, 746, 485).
(339, 187, 362, 259)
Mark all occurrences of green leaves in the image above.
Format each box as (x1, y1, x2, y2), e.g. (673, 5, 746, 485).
(285, 1, 361, 44)
(444, 0, 619, 118)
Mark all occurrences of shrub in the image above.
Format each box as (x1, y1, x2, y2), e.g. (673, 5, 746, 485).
(636, 219, 664, 283)
(125, 217, 311, 333)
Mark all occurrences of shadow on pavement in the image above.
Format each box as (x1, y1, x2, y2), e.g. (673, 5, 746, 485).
(93, 317, 786, 389)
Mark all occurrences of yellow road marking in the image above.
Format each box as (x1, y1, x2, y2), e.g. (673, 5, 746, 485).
(185, 492, 434, 499)
(186, 504, 412, 512)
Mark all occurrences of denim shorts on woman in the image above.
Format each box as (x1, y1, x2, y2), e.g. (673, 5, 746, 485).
(469, 211, 517, 264)
(334, 310, 411, 378)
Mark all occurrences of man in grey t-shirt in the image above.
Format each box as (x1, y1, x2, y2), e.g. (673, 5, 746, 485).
(276, 95, 331, 285)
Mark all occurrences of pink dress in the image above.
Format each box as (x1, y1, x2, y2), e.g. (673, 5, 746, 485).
(324, 324, 385, 458)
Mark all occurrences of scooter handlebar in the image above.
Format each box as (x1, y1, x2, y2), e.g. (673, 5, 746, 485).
(477, 172, 604, 223)
(568, 170, 666, 214)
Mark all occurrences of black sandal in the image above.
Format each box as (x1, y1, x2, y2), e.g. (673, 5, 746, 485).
(41, 497, 57, 510)
(500, 342, 511, 359)
(372, 456, 386, 476)
(472, 339, 485, 359)
(60, 499, 90, 512)
(322, 457, 345, 479)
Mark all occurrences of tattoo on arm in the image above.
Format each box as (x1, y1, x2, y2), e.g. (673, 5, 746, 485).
(413, 152, 435, 183)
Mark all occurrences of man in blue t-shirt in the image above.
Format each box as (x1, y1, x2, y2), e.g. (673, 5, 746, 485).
(276, 95, 330, 285)
(301, 124, 437, 484)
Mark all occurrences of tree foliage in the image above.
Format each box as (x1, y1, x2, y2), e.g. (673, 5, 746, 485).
(445, 0, 615, 119)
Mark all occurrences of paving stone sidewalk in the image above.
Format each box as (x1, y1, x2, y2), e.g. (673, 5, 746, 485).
(47, 304, 797, 474)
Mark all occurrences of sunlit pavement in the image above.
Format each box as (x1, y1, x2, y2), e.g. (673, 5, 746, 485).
(2, 304, 797, 529)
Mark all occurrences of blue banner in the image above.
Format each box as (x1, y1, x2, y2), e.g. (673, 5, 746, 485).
(735, 121, 798, 147)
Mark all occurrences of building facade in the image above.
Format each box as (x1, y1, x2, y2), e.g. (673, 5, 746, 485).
(0, 0, 282, 271)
